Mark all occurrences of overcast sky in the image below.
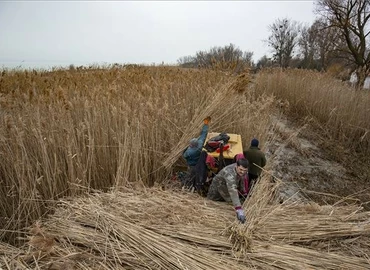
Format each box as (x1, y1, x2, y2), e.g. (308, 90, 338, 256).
(0, 1, 316, 69)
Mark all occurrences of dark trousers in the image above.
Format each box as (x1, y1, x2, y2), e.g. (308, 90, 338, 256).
(248, 173, 259, 190)
(182, 166, 196, 188)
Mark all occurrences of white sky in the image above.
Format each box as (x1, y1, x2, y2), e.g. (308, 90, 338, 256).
(0, 1, 316, 69)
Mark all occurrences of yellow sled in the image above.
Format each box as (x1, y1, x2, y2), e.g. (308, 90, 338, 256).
(204, 132, 243, 160)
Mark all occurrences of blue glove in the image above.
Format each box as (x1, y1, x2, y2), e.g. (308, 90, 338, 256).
(235, 208, 246, 224)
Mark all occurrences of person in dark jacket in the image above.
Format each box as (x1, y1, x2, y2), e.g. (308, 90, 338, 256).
(182, 117, 211, 190)
(243, 138, 266, 188)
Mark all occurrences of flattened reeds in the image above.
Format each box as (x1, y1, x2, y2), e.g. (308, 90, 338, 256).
(2, 188, 251, 270)
(1, 183, 370, 269)
(228, 174, 370, 269)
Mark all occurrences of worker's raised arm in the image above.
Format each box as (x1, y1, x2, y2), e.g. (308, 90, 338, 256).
(196, 116, 211, 149)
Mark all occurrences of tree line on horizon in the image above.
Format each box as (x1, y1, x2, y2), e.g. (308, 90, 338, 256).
(177, 0, 369, 88)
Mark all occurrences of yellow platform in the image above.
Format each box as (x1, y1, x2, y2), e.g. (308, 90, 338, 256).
(204, 132, 243, 160)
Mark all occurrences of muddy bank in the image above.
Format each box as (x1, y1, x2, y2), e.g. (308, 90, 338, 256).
(266, 114, 369, 209)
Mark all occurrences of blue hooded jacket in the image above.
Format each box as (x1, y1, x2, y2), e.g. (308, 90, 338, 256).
(183, 124, 209, 166)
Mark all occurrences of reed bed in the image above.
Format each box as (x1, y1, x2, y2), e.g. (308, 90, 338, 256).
(0, 66, 275, 243)
(253, 68, 370, 163)
(2, 66, 370, 269)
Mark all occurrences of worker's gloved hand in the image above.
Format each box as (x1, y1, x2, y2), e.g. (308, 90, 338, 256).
(203, 116, 211, 125)
(235, 208, 246, 224)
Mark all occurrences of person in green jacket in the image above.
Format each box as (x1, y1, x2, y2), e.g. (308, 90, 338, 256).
(243, 138, 266, 187)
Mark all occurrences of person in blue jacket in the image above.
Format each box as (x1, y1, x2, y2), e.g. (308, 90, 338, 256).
(182, 116, 211, 190)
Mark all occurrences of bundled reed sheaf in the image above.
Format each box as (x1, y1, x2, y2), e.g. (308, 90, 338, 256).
(161, 72, 253, 170)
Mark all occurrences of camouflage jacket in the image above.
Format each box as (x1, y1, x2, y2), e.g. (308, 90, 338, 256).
(211, 163, 244, 208)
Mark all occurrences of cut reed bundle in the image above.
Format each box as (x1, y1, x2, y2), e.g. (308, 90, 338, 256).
(161, 73, 252, 170)
(227, 173, 282, 251)
(2, 183, 370, 269)
(227, 174, 370, 269)
(253, 203, 370, 244)
(248, 241, 370, 270)
(1, 188, 251, 270)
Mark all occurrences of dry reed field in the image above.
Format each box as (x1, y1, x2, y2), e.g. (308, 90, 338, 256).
(253, 68, 370, 208)
(253, 68, 370, 166)
(1, 65, 370, 269)
(0, 66, 273, 244)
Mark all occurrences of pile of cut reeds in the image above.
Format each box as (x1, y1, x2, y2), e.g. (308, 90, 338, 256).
(1, 188, 252, 270)
(228, 174, 370, 269)
(2, 180, 370, 269)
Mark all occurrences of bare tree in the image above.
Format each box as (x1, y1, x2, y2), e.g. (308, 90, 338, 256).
(177, 43, 254, 73)
(177, 56, 196, 68)
(299, 19, 342, 70)
(311, 19, 342, 71)
(242, 51, 254, 66)
(299, 24, 317, 69)
(316, 0, 370, 88)
(266, 18, 301, 68)
(256, 55, 273, 69)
